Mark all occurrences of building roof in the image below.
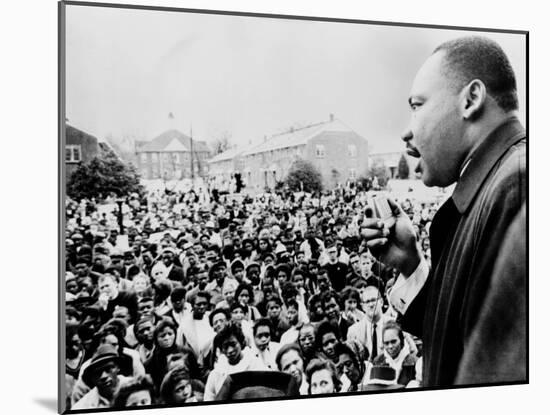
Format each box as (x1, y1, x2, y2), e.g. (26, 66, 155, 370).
(241, 118, 364, 157)
(209, 147, 245, 164)
(136, 129, 210, 153)
(66, 124, 99, 143)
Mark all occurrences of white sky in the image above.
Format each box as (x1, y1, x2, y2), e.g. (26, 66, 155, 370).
(65, 4, 526, 153)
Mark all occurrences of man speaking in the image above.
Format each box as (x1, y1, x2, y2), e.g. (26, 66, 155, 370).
(361, 36, 526, 387)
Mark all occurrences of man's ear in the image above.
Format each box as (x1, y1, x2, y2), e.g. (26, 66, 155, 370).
(461, 79, 486, 120)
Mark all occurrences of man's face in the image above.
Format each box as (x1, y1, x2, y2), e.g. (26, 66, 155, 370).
(136, 321, 154, 344)
(92, 360, 119, 398)
(327, 247, 338, 263)
(137, 300, 154, 318)
(112, 306, 130, 324)
(336, 353, 361, 385)
(197, 271, 209, 290)
(99, 277, 118, 300)
(360, 255, 374, 278)
(162, 252, 174, 266)
(318, 275, 331, 292)
(267, 301, 281, 320)
(221, 335, 243, 365)
(321, 332, 338, 360)
(75, 263, 89, 277)
(212, 312, 228, 333)
(362, 287, 383, 320)
(172, 297, 184, 313)
(287, 306, 299, 326)
(402, 51, 466, 187)
(279, 349, 304, 385)
(254, 325, 271, 351)
(193, 296, 208, 319)
(324, 297, 340, 322)
(66, 280, 79, 295)
(350, 256, 361, 274)
(298, 326, 315, 354)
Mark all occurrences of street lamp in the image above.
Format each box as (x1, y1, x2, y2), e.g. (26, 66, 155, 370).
(115, 197, 125, 235)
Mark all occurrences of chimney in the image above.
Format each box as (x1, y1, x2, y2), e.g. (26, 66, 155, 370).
(329, 113, 334, 122)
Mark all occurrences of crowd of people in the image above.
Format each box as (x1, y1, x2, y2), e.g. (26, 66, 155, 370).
(64, 186, 440, 409)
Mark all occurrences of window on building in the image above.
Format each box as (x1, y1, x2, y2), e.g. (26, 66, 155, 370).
(151, 153, 158, 163)
(173, 153, 179, 164)
(140, 153, 147, 163)
(66, 145, 82, 162)
(349, 168, 357, 180)
(316, 144, 326, 158)
(348, 144, 357, 158)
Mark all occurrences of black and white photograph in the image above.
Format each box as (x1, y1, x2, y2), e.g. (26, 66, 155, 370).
(59, 1, 527, 413)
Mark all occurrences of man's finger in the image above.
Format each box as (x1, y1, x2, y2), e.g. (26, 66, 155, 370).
(360, 227, 387, 240)
(361, 218, 385, 229)
(366, 237, 388, 249)
(387, 197, 405, 217)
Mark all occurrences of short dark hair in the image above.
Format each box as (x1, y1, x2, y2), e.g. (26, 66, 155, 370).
(193, 290, 211, 305)
(234, 283, 254, 305)
(253, 318, 272, 336)
(214, 324, 246, 350)
(113, 374, 155, 408)
(434, 36, 519, 112)
(275, 343, 303, 371)
(170, 287, 187, 302)
(316, 321, 341, 350)
(321, 290, 341, 309)
(208, 308, 230, 327)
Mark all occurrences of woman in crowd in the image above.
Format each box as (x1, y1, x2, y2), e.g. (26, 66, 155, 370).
(305, 359, 341, 395)
(235, 283, 262, 321)
(113, 374, 156, 407)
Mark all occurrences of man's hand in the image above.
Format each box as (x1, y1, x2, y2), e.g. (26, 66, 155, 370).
(360, 198, 422, 277)
(98, 292, 109, 310)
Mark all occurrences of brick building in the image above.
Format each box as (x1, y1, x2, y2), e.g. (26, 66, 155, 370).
(208, 147, 245, 188)
(65, 124, 101, 179)
(210, 115, 368, 191)
(135, 130, 211, 180)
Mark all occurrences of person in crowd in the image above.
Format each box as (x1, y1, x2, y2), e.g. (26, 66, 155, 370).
(316, 321, 342, 364)
(176, 291, 215, 369)
(276, 343, 308, 395)
(145, 318, 200, 388)
(235, 283, 262, 321)
(160, 365, 200, 404)
(370, 321, 417, 386)
(113, 374, 156, 408)
(251, 318, 281, 370)
(72, 344, 133, 410)
(203, 324, 265, 400)
(347, 284, 389, 360)
(305, 359, 341, 395)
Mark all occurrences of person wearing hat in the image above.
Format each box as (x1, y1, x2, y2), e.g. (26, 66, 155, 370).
(361, 366, 404, 392)
(72, 344, 133, 409)
(215, 370, 299, 401)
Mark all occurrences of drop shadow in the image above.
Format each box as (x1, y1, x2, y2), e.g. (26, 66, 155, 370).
(34, 398, 58, 413)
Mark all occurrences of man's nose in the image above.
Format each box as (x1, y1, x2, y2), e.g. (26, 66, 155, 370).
(401, 127, 413, 143)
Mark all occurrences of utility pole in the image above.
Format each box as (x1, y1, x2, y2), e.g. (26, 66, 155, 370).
(190, 124, 195, 187)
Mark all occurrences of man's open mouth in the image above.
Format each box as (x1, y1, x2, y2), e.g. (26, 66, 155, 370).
(406, 145, 421, 158)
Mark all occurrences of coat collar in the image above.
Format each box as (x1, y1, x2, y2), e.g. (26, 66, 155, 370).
(452, 117, 526, 214)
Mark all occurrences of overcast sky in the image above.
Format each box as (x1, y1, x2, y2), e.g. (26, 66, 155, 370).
(65, 4, 526, 153)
